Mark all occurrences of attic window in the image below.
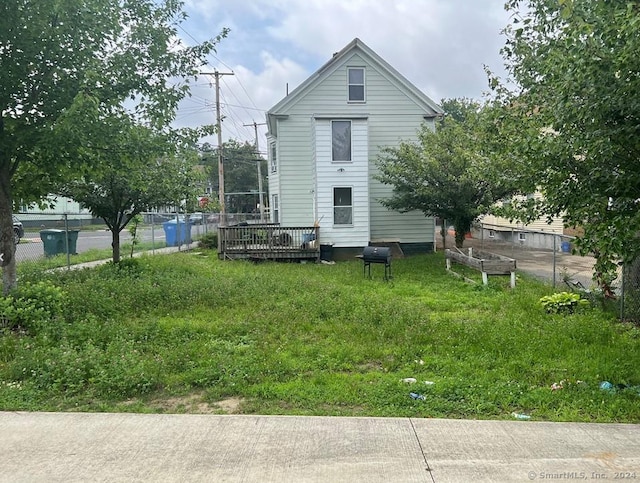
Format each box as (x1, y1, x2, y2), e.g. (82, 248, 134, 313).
(348, 67, 365, 102)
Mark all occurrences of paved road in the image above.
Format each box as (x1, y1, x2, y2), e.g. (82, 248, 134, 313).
(15, 225, 213, 262)
(1, 412, 638, 482)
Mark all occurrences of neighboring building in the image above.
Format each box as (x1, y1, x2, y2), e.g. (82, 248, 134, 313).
(266, 38, 443, 259)
(477, 192, 566, 250)
(16, 196, 94, 228)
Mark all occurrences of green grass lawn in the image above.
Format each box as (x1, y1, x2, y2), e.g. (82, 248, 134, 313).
(1, 250, 639, 422)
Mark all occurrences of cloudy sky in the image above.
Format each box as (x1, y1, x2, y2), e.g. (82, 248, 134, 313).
(175, 0, 513, 153)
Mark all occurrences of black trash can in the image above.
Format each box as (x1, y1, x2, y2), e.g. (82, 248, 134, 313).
(320, 244, 334, 261)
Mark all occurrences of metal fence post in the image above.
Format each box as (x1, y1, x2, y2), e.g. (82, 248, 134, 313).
(151, 214, 155, 254)
(511, 227, 515, 258)
(552, 234, 557, 288)
(63, 213, 71, 270)
(621, 262, 625, 321)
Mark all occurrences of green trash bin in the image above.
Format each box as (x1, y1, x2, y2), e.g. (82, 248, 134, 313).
(39, 229, 80, 256)
(67, 230, 79, 255)
(40, 229, 66, 257)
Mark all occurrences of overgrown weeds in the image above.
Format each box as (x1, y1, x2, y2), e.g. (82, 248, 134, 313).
(0, 251, 637, 422)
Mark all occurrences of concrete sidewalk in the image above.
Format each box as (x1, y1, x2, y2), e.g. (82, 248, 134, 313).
(58, 245, 193, 270)
(1, 412, 638, 482)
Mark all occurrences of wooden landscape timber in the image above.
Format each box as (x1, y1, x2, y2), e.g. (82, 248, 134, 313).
(445, 248, 517, 288)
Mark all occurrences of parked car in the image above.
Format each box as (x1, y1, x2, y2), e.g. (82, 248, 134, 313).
(13, 215, 24, 245)
(174, 214, 203, 225)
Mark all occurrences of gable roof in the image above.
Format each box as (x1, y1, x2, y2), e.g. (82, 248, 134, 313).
(267, 38, 443, 135)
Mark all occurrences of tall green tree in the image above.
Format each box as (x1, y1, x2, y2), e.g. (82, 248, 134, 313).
(376, 98, 515, 248)
(0, 0, 227, 292)
(200, 140, 267, 213)
(496, 0, 640, 296)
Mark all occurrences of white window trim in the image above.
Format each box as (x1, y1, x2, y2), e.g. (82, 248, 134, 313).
(518, 232, 526, 241)
(270, 143, 277, 174)
(331, 120, 352, 163)
(272, 194, 279, 223)
(347, 67, 366, 103)
(332, 186, 354, 227)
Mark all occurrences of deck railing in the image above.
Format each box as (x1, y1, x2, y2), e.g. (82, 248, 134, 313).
(218, 224, 320, 261)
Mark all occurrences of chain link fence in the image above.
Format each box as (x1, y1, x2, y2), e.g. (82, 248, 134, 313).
(13, 211, 263, 269)
(621, 257, 640, 323)
(439, 223, 634, 322)
(470, 223, 596, 290)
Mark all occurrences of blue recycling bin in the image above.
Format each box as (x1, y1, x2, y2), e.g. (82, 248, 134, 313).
(162, 219, 192, 246)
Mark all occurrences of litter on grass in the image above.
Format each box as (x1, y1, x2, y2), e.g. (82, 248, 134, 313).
(599, 381, 640, 395)
(511, 412, 531, 420)
(410, 392, 426, 401)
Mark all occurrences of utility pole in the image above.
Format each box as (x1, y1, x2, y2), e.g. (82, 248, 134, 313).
(244, 121, 267, 222)
(202, 71, 234, 226)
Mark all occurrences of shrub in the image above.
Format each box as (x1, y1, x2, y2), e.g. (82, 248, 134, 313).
(97, 258, 142, 277)
(539, 291, 589, 314)
(0, 281, 67, 333)
(197, 232, 218, 250)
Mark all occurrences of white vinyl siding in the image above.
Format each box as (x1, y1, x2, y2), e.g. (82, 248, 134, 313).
(481, 192, 564, 233)
(269, 48, 440, 244)
(268, 118, 314, 225)
(368, 116, 434, 243)
(315, 119, 369, 247)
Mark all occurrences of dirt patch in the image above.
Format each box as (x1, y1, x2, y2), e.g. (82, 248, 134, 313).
(145, 392, 246, 414)
(118, 392, 247, 414)
(149, 392, 212, 413)
(213, 396, 245, 414)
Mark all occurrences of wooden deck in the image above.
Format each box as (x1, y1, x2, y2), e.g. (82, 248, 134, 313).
(218, 224, 320, 261)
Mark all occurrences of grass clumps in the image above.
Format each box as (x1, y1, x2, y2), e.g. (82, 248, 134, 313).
(0, 252, 638, 422)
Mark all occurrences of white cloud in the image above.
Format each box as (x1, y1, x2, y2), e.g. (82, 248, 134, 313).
(176, 0, 511, 147)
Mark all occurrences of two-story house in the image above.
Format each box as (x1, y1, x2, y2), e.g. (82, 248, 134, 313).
(266, 38, 443, 259)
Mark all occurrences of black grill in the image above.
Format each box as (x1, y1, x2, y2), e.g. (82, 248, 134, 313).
(360, 246, 392, 280)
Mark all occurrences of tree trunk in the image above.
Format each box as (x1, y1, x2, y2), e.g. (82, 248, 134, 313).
(0, 162, 16, 295)
(111, 228, 121, 263)
(440, 219, 447, 251)
(454, 230, 466, 249)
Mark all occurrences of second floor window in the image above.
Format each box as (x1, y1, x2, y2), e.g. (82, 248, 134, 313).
(332, 120, 351, 162)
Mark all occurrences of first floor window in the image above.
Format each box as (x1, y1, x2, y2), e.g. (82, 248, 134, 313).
(333, 187, 352, 225)
(270, 143, 277, 173)
(272, 194, 279, 223)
